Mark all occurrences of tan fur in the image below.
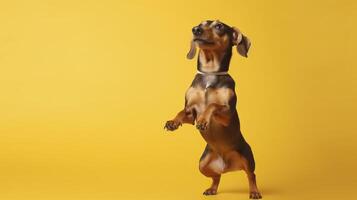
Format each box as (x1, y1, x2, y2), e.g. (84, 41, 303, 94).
(207, 87, 234, 106)
(165, 20, 260, 199)
(200, 150, 248, 175)
(195, 22, 231, 72)
(199, 151, 225, 175)
(185, 86, 205, 114)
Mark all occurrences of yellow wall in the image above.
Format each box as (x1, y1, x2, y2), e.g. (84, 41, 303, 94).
(0, 1, 356, 199)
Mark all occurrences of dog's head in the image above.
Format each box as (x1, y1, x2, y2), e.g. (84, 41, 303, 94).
(187, 20, 251, 72)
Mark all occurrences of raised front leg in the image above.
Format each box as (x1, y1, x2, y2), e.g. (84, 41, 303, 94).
(164, 109, 195, 131)
(196, 103, 231, 131)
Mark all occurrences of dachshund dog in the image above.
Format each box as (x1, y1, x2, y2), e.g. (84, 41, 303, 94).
(164, 20, 262, 199)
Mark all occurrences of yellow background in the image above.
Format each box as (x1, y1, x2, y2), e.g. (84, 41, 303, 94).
(0, 0, 356, 199)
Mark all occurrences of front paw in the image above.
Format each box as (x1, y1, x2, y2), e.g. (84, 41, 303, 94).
(196, 118, 209, 131)
(164, 120, 181, 131)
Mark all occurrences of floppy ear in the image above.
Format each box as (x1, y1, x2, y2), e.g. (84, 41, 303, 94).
(232, 27, 251, 57)
(186, 40, 197, 59)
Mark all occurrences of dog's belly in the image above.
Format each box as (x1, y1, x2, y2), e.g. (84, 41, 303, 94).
(186, 85, 240, 149)
(186, 82, 249, 173)
(202, 124, 231, 143)
(200, 149, 247, 174)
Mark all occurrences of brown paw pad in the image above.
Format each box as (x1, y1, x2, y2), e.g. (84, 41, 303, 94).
(203, 188, 217, 195)
(249, 192, 262, 199)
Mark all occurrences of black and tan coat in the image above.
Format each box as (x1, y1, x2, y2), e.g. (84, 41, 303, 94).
(165, 20, 261, 199)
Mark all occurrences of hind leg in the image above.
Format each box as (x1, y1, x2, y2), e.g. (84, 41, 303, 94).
(199, 146, 224, 195)
(240, 145, 262, 199)
(245, 171, 262, 199)
(202, 175, 221, 195)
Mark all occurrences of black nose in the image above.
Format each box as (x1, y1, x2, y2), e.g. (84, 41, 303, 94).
(192, 26, 203, 36)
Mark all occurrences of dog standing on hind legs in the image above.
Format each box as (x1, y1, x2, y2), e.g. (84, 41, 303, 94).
(164, 20, 262, 199)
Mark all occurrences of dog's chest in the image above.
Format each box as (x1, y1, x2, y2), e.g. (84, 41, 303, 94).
(185, 76, 233, 114)
(203, 75, 217, 90)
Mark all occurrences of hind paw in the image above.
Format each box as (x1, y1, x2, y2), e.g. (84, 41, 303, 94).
(203, 188, 217, 195)
(249, 191, 262, 199)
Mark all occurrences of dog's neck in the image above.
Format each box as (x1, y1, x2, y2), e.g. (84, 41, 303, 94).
(196, 70, 228, 75)
(197, 48, 232, 73)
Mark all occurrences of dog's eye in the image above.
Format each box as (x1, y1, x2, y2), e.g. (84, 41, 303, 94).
(214, 24, 223, 30)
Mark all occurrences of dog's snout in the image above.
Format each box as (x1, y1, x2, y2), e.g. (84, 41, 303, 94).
(192, 26, 203, 36)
